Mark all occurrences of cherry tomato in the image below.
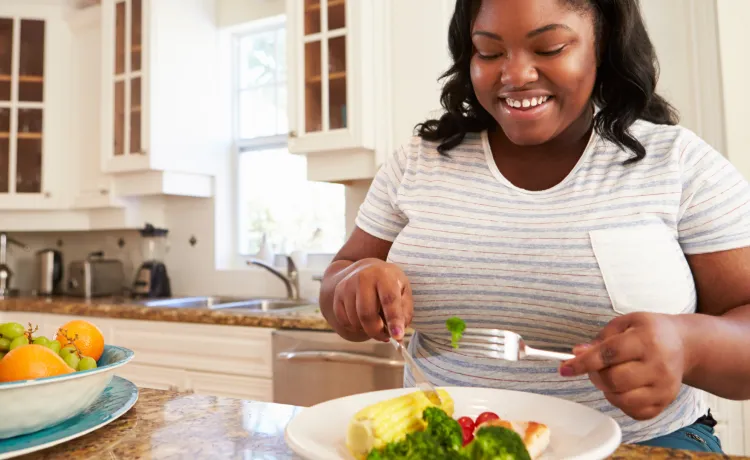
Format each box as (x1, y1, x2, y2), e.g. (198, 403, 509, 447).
(461, 425, 474, 446)
(457, 416, 475, 431)
(475, 411, 500, 426)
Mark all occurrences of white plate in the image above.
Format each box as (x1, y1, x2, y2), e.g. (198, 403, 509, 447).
(285, 386, 622, 460)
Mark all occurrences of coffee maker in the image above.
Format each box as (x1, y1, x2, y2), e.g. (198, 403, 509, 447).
(132, 223, 171, 298)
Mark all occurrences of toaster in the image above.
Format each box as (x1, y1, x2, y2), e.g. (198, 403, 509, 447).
(67, 252, 125, 298)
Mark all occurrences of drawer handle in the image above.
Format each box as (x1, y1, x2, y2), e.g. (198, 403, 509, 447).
(277, 351, 403, 368)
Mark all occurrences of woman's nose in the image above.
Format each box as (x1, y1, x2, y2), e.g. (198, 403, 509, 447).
(500, 54, 539, 88)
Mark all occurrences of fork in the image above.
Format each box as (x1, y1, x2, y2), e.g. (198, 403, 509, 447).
(430, 328, 575, 361)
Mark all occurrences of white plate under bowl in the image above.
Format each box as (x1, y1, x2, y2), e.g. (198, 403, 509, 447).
(0, 345, 134, 440)
(285, 386, 622, 460)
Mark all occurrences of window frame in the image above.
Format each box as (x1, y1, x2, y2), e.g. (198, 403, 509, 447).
(230, 15, 342, 269)
(232, 14, 288, 150)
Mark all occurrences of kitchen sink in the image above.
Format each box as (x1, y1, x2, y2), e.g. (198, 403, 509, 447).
(209, 298, 316, 312)
(133, 296, 317, 312)
(134, 296, 251, 308)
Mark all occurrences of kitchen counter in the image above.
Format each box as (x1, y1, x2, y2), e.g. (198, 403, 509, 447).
(0, 296, 331, 331)
(14, 388, 744, 459)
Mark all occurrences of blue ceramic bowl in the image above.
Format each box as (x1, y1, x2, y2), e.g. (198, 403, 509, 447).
(0, 344, 134, 439)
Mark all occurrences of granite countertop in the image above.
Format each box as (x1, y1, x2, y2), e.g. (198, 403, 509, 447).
(14, 388, 744, 460)
(0, 296, 331, 331)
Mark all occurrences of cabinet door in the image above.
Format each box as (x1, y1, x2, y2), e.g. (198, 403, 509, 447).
(104, 0, 148, 170)
(114, 0, 144, 157)
(289, 0, 355, 150)
(187, 371, 273, 402)
(0, 17, 45, 200)
(704, 393, 747, 455)
(115, 362, 186, 391)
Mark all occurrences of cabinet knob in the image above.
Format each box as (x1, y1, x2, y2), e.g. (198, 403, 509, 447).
(288, 130, 297, 139)
(99, 188, 109, 195)
(43, 191, 51, 198)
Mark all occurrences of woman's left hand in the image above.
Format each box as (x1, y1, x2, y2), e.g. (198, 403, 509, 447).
(559, 312, 689, 421)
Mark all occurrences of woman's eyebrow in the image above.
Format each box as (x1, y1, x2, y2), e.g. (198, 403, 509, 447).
(472, 23, 573, 41)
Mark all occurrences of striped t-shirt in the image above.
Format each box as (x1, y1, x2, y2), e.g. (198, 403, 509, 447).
(355, 119, 750, 444)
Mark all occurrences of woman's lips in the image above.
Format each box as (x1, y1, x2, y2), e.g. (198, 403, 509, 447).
(498, 96, 555, 120)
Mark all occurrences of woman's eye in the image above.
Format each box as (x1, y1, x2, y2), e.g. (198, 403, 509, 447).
(476, 52, 503, 60)
(537, 46, 566, 57)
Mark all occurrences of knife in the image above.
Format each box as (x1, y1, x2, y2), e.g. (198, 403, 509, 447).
(379, 304, 443, 406)
(388, 338, 443, 406)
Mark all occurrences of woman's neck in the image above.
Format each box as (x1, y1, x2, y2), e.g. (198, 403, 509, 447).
(488, 107, 595, 191)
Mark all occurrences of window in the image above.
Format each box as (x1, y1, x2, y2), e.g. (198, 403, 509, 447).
(234, 17, 345, 257)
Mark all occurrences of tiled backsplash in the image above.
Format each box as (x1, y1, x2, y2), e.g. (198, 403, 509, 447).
(5, 229, 143, 294)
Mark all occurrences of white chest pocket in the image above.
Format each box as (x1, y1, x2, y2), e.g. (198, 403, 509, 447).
(589, 225, 697, 316)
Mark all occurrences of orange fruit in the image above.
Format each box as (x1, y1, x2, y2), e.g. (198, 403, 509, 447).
(0, 344, 75, 382)
(55, 320, 105, 361)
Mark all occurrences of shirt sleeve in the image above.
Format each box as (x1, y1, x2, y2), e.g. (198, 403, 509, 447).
(355, 144, 410, 242)
(677, 132, 750, 255)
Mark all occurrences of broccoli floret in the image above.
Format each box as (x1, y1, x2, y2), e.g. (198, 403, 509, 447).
(366, 407, 464, 460)
(445, 317, 467, 348)
(368, 431, 463, 460)
(366, 407, 531, 460)
(462, 425, 531, 460)
(423, 406, 463, 451)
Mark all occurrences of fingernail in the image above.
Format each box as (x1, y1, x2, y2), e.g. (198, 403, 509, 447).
(390, 326, 403, 338)
(573, 344, 592, 355)
(560, 366, 574, 377)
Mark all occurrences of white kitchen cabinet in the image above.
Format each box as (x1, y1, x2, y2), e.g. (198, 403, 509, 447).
(0, 0, 214, 230)
(186, 370, 273, 401)
(68, 4, 123, 211)
(115, 362, 186, 391)
(288, 0, 456, 181)
(286, 0, 380, 182)
(0, 2, 73, 211)
(0, 310, 273, 401)
(98, 0, 218, 196)
(286, 0, 374, 154)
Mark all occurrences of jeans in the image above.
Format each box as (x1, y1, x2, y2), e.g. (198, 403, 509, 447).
(636, 410, 723, 453)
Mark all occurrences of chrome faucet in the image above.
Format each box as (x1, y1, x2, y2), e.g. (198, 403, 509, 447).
(247, 256, 300, 300)
(0, 232, 29, 298)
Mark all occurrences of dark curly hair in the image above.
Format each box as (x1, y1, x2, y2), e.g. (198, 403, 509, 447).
(416, 0, 679, 163)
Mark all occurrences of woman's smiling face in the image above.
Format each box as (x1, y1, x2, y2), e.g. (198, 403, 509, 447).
(470, 0, 599, 146)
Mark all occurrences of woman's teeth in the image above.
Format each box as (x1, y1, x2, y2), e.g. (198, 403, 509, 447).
(504, 96, 551, 109)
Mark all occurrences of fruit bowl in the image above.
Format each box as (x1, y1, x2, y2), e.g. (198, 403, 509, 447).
(0, 344, 134, 439)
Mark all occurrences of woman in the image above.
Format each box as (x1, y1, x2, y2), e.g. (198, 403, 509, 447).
(320, 0, 750, 452)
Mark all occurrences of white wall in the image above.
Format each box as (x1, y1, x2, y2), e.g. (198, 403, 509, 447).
(386, 0, 454, 154)
(640, 0, 725, 151)
(716, 0, 750, 179)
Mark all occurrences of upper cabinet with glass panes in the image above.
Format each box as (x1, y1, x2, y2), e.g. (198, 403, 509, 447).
(0, 2, 72, 211)
(100, 0, 222, 176)
(286, 0, 377, 156)
(0, 17, 44, 198)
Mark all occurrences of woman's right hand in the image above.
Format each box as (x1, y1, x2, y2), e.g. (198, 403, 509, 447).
(331, 258, 413, 342)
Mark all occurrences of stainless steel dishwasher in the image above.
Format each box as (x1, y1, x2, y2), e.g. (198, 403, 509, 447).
(272, 330, 407, 407)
